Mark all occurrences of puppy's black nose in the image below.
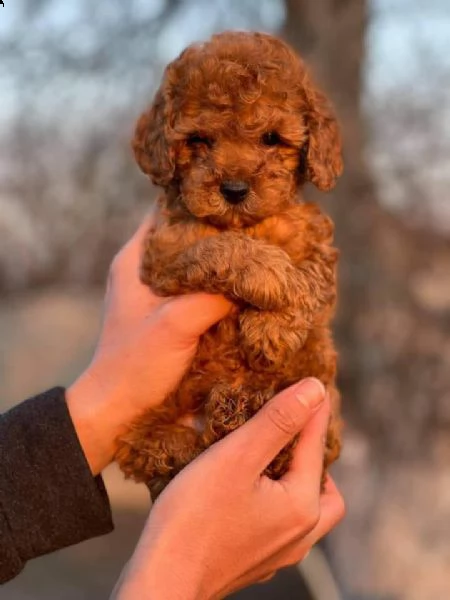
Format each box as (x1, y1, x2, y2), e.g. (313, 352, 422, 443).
(220, 180, 249, 204)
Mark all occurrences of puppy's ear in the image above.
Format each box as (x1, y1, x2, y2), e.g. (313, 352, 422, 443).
(303, 85, 343, 191)
(132, 88, 176, 187)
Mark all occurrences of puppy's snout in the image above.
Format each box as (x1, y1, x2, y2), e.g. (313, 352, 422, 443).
(220, 180, 249, 204)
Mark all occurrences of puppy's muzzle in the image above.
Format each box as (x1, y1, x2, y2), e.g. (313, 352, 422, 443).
(220, 180, 249, 204)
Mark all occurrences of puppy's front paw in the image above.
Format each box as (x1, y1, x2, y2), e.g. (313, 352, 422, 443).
(239, 309, 308, 371)
(141, 259, 195, 296)
(141, 269, 181, 296)
(140, 251, 177, 296)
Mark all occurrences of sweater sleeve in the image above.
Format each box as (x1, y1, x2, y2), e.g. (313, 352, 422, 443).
(0, 387, 114, 584)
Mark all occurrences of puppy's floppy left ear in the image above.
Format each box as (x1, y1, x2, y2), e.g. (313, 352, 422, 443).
(303, 85, 343, 191)
(132, 87, 176, 187)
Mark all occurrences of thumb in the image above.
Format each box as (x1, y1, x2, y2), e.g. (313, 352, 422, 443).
(115, 208, 158, 268)
(159, 293, 233, 340)
(107, 209, 158, 294)
(221, 378, 326, 476)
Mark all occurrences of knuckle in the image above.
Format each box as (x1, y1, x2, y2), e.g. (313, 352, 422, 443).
(284, 548, 311, 568)
(107, 257, 120, 290)
(301, 508, 321, 535)
(266, 402, 300, 437)
(156, 302, 196, 347)
(109, 252, 123, 279)
(291, 501, 320, 536)
(258, 572, 276, 584)
(156, 303, 181, 335)
(334, 492, 346, 523)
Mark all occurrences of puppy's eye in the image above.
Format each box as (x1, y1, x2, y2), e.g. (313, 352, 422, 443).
(262, 131, 282, 146)
(187, 134, 213, 148)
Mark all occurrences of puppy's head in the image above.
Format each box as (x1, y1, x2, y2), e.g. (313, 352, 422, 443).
(134, 31, 343, 227)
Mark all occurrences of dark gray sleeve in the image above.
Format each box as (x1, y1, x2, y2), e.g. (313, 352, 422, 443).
(0, 387, 114, 584)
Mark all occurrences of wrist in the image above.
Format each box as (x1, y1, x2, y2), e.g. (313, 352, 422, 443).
(115, 520, 209, 600)
(114, 564, 203, 600)
(66, 367, 137, 475)
(114, 551, 205, 600)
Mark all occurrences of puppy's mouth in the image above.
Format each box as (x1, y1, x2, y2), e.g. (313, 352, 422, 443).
(180, 185, 265, 228)
(205, 200, 267, 229)
(206, 207, 262, 229)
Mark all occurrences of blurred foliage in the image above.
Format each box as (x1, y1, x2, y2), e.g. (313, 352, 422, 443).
(0, 0, 285, 288)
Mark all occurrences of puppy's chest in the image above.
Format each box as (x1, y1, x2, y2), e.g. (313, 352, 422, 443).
(245, 219, 310, 265)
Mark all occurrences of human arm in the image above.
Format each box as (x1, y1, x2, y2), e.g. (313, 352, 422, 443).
(0, 213, 231, 583)
(0, 387, 114, 584)
(66, 214, 231, 476)
(111, 378, 345, 600)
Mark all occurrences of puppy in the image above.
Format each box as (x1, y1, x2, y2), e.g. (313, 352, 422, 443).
(115, 31, 343, 499)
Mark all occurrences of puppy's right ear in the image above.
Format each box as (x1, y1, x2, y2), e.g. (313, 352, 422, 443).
(303, 83, 343, 192)
(132, 88, 176, 187)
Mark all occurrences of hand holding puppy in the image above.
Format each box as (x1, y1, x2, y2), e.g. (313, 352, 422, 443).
(112, 379, 345, 600)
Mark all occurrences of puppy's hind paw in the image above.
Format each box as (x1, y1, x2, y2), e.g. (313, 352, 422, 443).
(239, 309, 308, 371)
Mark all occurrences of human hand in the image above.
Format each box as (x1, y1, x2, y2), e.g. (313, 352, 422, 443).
(111, 378, 345, 600)
(66, 211, 231, 475)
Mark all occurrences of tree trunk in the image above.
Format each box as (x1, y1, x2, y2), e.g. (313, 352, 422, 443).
(283, 0, 450, 458)
(283, 0, 378, 419)
(282, 2, 450, 598)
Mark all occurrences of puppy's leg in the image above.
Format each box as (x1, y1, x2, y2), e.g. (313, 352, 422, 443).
(202, 383, 270, 444)
(115, 397, 203, 498)
(264, 438, 298, 480)
(324, 384, 342, 469)
(145, 424, 206, 500)
(239, 308, 310, 371)
(116, 421, 205, 500)
(141, 222, 217, 296)
(203, 383, 297, 479)
(263, 385, 341, 483)
(144, 231, 302, 311)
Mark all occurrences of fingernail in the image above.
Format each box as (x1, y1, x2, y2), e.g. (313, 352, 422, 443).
(295, 378, 326, 410)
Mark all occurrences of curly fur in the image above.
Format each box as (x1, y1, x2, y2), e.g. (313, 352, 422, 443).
(115, 31, 343, 499)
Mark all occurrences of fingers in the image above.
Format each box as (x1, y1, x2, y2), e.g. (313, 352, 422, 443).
(281, 396, 331, 497)
(107, 208, 232, 333)
(106, 209, 160, 304)
(233, 570, 276, 596)
(244, 477, 345, 578)
(225, 569, 277, 598)
(121, 206, 158, 260)
(109, 208, 158, 278)
(156, 293, 233, 343)
(287, 476, 346, 559)
(308, 476, 346, 543)
(282, 476, 346, 567)
(221, 378, 326, 476)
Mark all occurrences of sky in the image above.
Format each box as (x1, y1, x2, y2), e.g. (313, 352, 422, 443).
(1, 0, 449, 97)
(367, 0, 450, 96)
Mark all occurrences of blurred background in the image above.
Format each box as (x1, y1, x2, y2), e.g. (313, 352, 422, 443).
(1, 0, 449, 598)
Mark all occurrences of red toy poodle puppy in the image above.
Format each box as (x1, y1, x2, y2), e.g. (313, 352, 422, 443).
(115, 31, 343, 499)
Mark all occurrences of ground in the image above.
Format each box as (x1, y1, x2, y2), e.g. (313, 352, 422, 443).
(1, 288, 449, 599)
